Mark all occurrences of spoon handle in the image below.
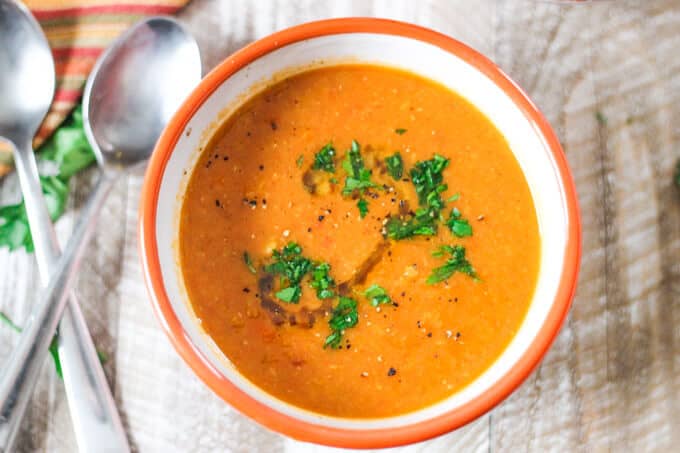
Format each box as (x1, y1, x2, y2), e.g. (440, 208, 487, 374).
(0, 171, 125, 453)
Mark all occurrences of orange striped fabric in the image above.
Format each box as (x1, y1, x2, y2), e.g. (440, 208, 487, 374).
(0, 0, 190, 176)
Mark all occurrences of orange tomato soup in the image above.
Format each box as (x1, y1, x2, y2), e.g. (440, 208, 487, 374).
(179, 65, 540, 417)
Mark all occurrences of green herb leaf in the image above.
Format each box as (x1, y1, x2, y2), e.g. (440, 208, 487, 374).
(595, 111, 607, 126)
(343, 176, 375, 194)
(341, 140, 377, 196)
(1, 311, 63, 378)
(447, 193, 460, 203)
(296, 155, 304, 168)
(384, 211, 438, 240)
(39, 107, 96, 179)
(243, 251, 257, 274)
(363, 284, 391, 306)
(395, 128, 407, 135)
(385, 155, 451, 241)
(0, 311, 21, 333)
(275, 286, 301, 303)
(0, 106, 96, 252)
(97, 349, 109, 364)
(312, 143, 336, 173)
(310, 262, 336, 299)
(0, 205, 31, 251)
(410, 154, 449, 207)
(324, 296, 358, 349)
(385, 152, 403, 180)
(427, 245, 477, 284)
(48, 337, 63, 379)
(446, 208, 473, 238)
(357, 198, 368, 218)
(0, 176, 69, 252)
(265, 242, 312, 304)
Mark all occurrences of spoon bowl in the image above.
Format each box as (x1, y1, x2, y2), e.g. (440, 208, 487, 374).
(84, 17, 201, 169)
(0, 0, 54, 142)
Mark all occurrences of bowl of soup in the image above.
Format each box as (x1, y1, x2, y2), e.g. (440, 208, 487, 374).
(139, 18, 580, 448)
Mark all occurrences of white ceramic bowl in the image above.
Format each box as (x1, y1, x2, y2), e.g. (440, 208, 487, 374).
(139, 18, 581, 449)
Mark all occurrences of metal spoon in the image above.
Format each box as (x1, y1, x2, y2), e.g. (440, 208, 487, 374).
(0, 15, 201, 451)
(0, 1, 128, 451)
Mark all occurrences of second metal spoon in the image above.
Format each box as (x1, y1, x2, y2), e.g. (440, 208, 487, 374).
(0, 1, 128, 451)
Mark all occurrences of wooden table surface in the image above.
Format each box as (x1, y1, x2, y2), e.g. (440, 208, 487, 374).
(1, 0, 678, 451)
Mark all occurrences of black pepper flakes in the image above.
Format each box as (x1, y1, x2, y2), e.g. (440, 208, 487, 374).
(243, 287, 250, 293)
(318, 215, 325, 221)
(215, 199, 221, 207)
(259, 164, 265, 171)
(387, 367, 397, 377)
(307, 227, 312, 233)
(270, 121, 278, 130)
(223, 155, 229, 161)
(427, 332, 433, 338)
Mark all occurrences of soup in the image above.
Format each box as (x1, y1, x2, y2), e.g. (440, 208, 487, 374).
(179, 65, 540, 418)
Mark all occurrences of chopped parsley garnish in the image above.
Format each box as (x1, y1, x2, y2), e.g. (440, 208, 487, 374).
(383, 155, 451, 240)
(447, 193, 460, 203)
(357, 198, 368, 218)
(446, 208, 473, 238)
(324, 296, 359, 349)
(341, 140, 378, 216)
(243, 252, 257, 274)
(427, 245, 477, 284)
(296, 154, 304, 168)
(312, 143, 336, 173)
(595, 111, 607, 126)
(363, 284, 391, 306)
(275, 286, 300, 302)
(410, 154, 449, 209)
(310, 262, 336, 299)
(395, 128, 407, 135)
(385, 152, 403, 180)
(264, 242, 312, 304)
(384, 208, 438, 240)
(674, 159, 680, 189)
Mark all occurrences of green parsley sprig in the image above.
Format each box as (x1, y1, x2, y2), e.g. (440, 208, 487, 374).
(363, 284, 392, 306)
(427, 244, 477, 284)
(385, 152, 403, 180)
(384, 154, 450, 240)
(310, 261, 336, 299)
(446, 207, 473, 238)
(324, 296, 359, 349)
(0, 106, 96, 251)
(264, 242, 312, 303)
(312, 143, 336, 173)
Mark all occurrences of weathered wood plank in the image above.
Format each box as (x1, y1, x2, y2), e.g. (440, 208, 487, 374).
(1, 1, 679, 451)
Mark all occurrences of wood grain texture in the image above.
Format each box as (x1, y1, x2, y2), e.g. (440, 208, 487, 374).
(0, 0, 678, 451)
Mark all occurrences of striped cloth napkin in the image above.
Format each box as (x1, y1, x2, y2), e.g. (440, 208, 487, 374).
(0, 0, 190, 176)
